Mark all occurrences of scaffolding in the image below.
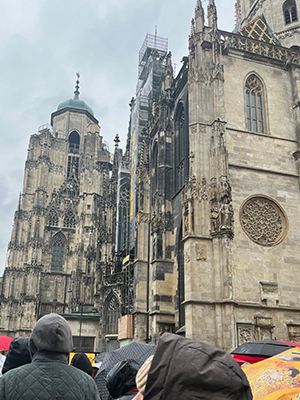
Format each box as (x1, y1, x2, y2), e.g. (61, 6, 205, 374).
(136, 33, 168, 95)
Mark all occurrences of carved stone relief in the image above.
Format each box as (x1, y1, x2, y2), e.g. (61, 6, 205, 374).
(210, 176, 234, 238)
(288, 325, 300, 343)
(158, 323, 175, 336)
(237, 324, 255, 346)
(240, 195, 288, 246)
(196, 244, 207, 261)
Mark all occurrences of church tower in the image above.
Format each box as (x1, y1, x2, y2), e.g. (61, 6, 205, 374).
(0, 75, 115, 352)
(235, 0, 300, 47)
(129, 0, 300, 349)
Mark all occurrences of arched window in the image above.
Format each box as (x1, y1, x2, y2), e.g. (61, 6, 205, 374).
(63, 209, 76, 228)
(51, 232, 65, 271)
(174, 103, 189, 193)
(68, 131, 80, 154)
(106, 294, 120, 334)
(48, 208, 59, 226)
(283, 0, 298, 24)
(245, 74, 264, 134)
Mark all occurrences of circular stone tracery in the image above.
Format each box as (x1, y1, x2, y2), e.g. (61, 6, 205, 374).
(240, 196, 288, 246)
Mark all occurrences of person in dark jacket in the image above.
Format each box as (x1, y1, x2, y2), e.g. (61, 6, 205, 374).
(133, 332, 253, 400)
(0, 313, 100, 400)
(2, 337, 31, 375)
(71, 352, 93, 376)
(107, 359, 140, 400)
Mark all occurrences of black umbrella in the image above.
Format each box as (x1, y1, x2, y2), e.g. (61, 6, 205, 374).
(94, 352, 108, 363)
(95, 341, 156, 400)
(231, 339, 299, 358)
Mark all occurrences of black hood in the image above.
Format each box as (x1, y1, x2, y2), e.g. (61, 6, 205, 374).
(144, 333, 253, 400)
(2, 337, 31, 374)
(107, 359, 139, 398)
(71, 353, 93, 376)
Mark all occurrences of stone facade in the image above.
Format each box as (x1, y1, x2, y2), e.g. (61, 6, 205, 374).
(128, 0, 300, 351)
(0, 79, 120, 352)
(2, 1, 300, 354)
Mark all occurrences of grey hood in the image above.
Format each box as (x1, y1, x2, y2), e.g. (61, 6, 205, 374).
(29, 313, 73, 355)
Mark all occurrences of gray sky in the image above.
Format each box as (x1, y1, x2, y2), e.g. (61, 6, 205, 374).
(0, 0, 236, 275)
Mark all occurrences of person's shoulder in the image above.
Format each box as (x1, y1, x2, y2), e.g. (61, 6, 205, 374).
(68, 364, 97, 385)
(0, 362, 37, 390)
(1, 361, 36, 379)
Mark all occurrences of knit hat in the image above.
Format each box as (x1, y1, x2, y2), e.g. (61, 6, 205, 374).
(136, 355, 154, 395)
(29, 313, 73, 355)
(71, 353, 93, 376)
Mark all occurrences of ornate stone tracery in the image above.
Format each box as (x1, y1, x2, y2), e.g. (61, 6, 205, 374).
(240, 195, 288, 246)
(220, 30, 300, 66)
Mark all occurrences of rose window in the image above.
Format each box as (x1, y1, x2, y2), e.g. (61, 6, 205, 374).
(240, 196, 288, 246)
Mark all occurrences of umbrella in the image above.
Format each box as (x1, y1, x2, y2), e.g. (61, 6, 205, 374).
(232, 340, 300, 366)
(94, 352, 108, 363)
(95, 341, 156, 400)
(243, 347, 300, 399)
(0, 336, 13, 351)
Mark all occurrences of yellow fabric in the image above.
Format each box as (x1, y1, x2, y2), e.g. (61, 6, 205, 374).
(243, 347, 300, 400)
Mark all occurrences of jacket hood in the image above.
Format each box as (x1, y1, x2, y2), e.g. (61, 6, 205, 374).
(29, 313, 73, 355)
(71, 353, 93, 376)
(107, 359, 139, 398)
(2, 337, 31, 374)
(144, 333, 253, 400)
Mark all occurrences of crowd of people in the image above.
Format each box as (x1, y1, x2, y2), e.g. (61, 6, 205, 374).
(0, 313, 254, 399)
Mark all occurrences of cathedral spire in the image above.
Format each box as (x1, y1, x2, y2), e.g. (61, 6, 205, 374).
(73, 72, 80, 100)
(195, 0, 205, 33)
(207, 0, 218, 30)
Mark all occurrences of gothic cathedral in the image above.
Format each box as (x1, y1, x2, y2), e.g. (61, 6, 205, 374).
(1, 0, 300, 353)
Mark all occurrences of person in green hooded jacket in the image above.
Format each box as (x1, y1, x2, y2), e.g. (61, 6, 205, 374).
(0, 313, 99, 400)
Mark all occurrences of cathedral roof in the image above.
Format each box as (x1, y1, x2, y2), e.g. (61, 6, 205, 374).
(237, 15, 281, 46)
(57, 73, 94, 117)
(57, 98, 94, 116)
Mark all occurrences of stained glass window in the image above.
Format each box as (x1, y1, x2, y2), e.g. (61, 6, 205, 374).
(51, 233, 65, 271)
(246, 75, 264, 134)
(106, 295, 120, 334)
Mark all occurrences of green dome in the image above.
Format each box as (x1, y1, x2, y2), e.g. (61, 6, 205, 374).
(57, 97, 94, 116)
(57, 74, 94, 116)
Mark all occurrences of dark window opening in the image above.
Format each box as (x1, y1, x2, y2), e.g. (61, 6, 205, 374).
(174, 104, 189, 193)
(69, 131, 80, 154)
(246, 75, 264, 134)
(106, 295, 120, 335)
(72, 336, 94, 353)
(283, 0, 298, 24)
(51, 233, 65, 271)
